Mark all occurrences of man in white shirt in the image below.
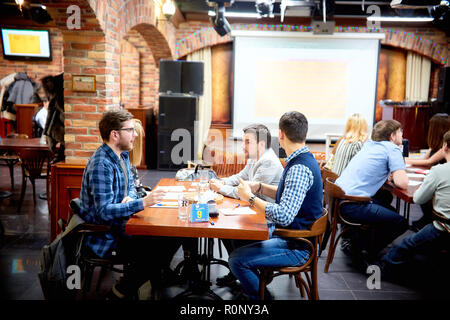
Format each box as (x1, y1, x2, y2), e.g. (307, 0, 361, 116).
(379, 130, 450, 275)
(209, 124, 284, 287)
(209, 124, 283, 201)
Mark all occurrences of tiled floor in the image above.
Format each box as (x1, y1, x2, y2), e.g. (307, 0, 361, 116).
(0, 165, 449, 300)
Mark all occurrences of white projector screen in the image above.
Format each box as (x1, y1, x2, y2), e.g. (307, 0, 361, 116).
(232, 31, 384, 141)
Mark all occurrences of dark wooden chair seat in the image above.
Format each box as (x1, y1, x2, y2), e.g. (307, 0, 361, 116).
(0, 133, 28, 191)
(16, 148, 52, 212)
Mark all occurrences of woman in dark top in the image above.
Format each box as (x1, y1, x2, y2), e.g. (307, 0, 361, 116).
(406, 113, 450, 230)
(406, 113, 450, 167)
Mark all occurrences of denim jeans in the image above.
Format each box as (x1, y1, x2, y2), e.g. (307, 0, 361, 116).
(381, 223, 449, 266)
(340, 199, 409, 254)
(228, 237, 311, 300)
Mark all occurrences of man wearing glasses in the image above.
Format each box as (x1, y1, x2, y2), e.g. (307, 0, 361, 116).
(79, 109, 178, 299)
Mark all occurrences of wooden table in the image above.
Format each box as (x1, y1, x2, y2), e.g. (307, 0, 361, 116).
(0, 138, 49, 151)
(126, 178, 269, 240)
(384, 165, 429, 221)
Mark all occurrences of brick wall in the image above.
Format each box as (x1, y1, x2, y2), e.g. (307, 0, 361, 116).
(120, 39, 140, 108)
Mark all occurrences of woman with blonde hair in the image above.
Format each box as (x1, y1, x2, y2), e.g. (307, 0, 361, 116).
(331, 113, 369, 176)
(129, 119, 151, 198)
(405, 113, 450, 167)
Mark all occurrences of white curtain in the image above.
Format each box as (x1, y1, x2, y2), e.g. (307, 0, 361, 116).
(187, 47, 212, 160)
(405, 52, 431, 101)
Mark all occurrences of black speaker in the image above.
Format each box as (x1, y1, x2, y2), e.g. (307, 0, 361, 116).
(157, 130, 195, 170)
(437, 67, 450, 104)
(158, 94, 197, 130)
(181, 61, 204, 95)
(158, 94, 198, 170)
(159, 60, 182, 93)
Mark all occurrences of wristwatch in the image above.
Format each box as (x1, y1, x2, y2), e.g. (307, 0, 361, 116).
(248, 194, 256, 207)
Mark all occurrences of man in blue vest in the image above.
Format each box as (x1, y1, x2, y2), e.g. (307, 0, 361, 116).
(228, 111, 323, 300)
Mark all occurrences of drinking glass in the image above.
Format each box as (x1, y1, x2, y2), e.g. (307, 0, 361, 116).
(199, 169, 209, 193)
(177, 193, 189, 221)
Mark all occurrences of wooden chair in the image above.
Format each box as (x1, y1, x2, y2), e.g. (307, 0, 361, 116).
(66, 198, 131, 299)
(432, 209, 450, 233)
(318, 168, 339, 257)
(16, 148, 52, 212)
(0, 133, 29, 191)
(322, 177, 372, 273)
(0, 190, 12, 247)
(210, 149, 247, 178)
(258, 210, 328, 300)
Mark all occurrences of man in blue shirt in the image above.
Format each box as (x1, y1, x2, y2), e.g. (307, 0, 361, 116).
(228, 111, 323, 300)
(336, 119, 409, 261)
(79, 109, 178, 299)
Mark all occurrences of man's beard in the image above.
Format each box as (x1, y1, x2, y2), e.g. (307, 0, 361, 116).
(118, 140, 133, 152)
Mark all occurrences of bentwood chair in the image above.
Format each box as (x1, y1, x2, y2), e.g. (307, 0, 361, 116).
(66, 198, 130, 299)
(322, 177, 373, 273)
(16, 148, 52, 212)
(258, 210, 328, 300)
(318, 168, 339, 257)
(0, 133, 28, 191)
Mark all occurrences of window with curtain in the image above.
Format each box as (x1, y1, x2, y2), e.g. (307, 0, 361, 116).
(187, 47, 212, 160)
(405, 51, 431, 101)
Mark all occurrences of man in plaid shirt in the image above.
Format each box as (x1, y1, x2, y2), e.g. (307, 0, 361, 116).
(228, 111, 323, 300)
(79, 109, 178, 299)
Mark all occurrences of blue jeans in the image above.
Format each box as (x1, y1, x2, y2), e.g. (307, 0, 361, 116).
(381, 223, 449, 266)
(228, 237, 311, 300)
(340, 200, 409, 254)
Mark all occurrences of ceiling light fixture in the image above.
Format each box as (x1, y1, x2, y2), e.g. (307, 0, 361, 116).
(208, 10, 261, 18)
(15, 0, 24, 12)
(367, 16, 434, 22)
(162, 0, 176, 20)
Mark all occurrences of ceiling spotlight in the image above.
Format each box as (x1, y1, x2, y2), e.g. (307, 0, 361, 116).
(207, 1, 234, 36)
(255, 0, 275, 18)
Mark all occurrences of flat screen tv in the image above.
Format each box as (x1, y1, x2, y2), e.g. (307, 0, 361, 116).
(1, 28, 52, 61)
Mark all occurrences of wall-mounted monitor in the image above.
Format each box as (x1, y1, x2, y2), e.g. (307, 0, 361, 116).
(1, 28, 52, 61)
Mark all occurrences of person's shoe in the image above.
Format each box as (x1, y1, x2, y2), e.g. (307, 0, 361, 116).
(105, 284, 128, 300)
(216, 272, 237, 287)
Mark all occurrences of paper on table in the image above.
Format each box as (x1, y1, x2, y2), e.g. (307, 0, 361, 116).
(150, 202, 178, 208)
(406, 173, 426, 178)
(408, 180, 422, 186)
(154, 186, 186, 192)
(220, 207, 256, 216)
(161, 192, 181, 200)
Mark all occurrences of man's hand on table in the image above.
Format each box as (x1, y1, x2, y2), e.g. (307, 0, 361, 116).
(142, 189, 167, 207)
(209, 178, 225, 192)
(237, 177, 254, 202)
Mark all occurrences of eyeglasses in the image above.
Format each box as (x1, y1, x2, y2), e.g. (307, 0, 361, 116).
(117, 127, 137, 133)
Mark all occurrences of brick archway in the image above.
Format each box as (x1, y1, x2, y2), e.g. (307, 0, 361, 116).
(175, 24, 448, 65)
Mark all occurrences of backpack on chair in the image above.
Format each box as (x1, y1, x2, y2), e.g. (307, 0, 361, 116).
(38, 213, 85, 300)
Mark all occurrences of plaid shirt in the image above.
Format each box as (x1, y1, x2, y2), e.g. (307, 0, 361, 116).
(79, 143, 144, 257)
(265, 146, 314, 236)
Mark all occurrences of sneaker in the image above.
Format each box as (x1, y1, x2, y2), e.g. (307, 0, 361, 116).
(105, 284, 127, 300)
(216, 272, 237, 287)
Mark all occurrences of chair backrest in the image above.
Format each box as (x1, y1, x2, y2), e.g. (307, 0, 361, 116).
(211, 149, 247, 177)
(308, 209, 328, 237)
(324, 177, 345, 199)
(7, 133, 29, 139)
(321, 167, 339, 186)
(18, 148, 52, 177)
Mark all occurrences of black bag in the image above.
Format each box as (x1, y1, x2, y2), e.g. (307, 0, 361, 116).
(175, 164, 218, 181)
(38, 214, 84, 300)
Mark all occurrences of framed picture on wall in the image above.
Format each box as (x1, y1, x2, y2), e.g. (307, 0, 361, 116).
(72, 75, 96, 92)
